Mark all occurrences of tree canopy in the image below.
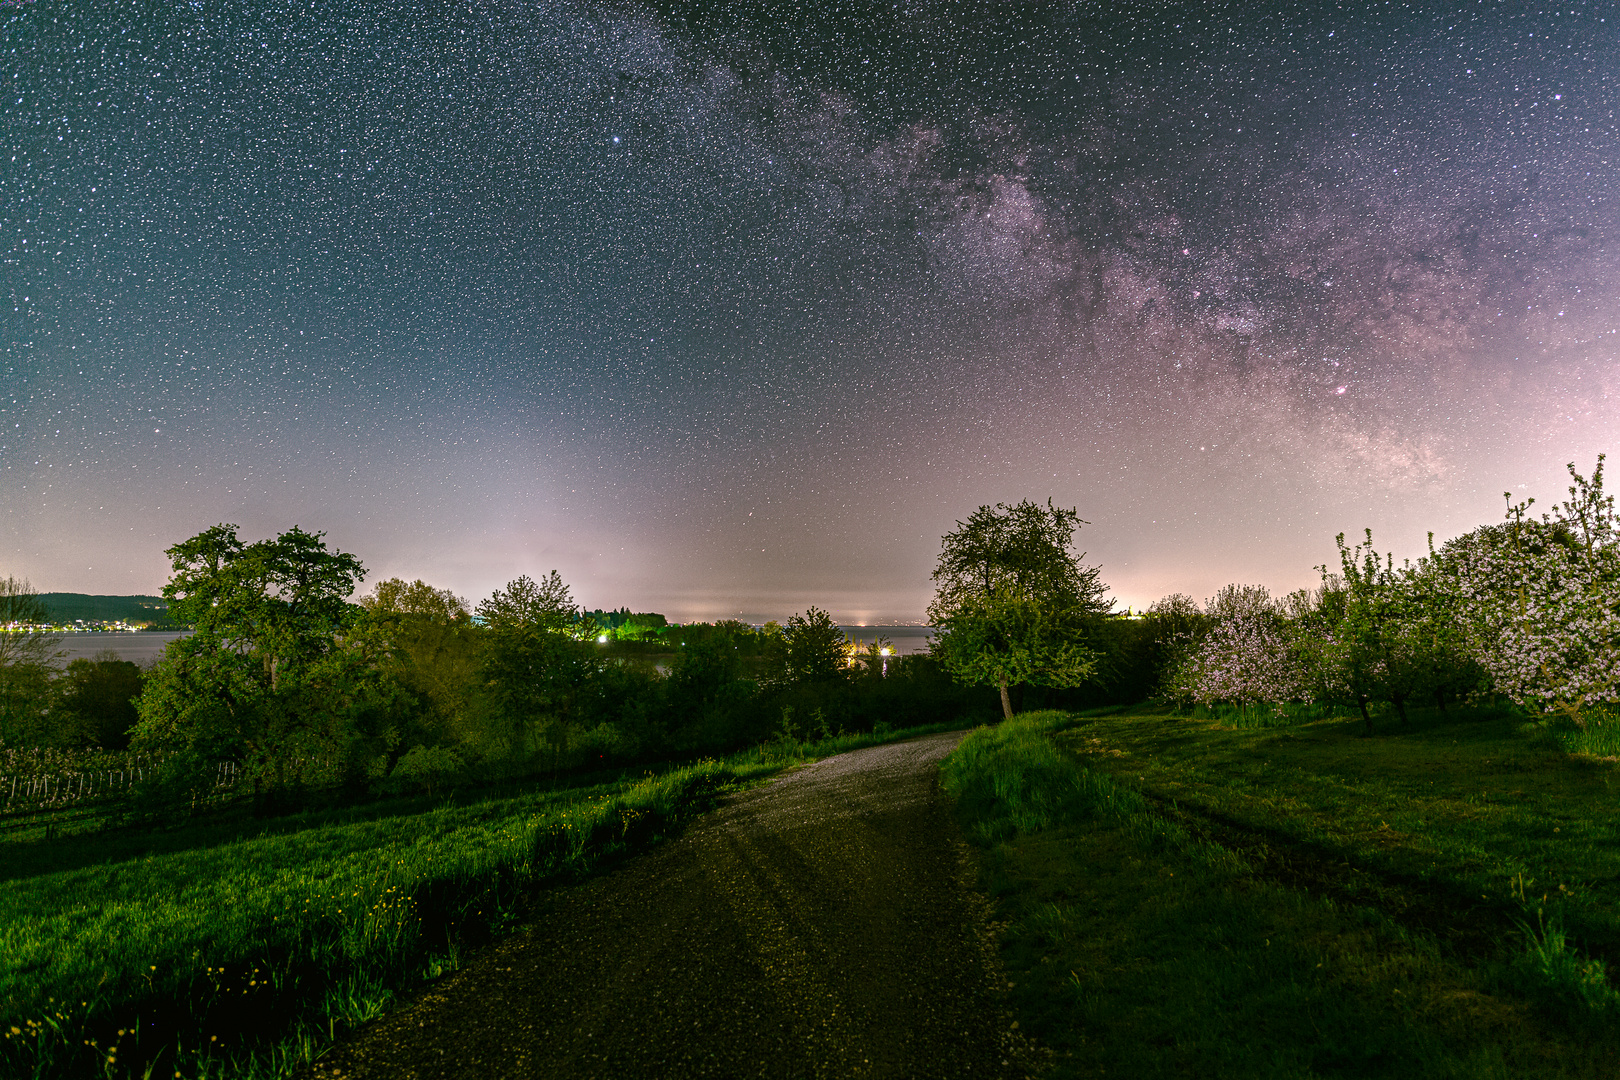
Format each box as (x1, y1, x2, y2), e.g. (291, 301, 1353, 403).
(928, 499, 1109, 619)
(474, 571, 579, 634)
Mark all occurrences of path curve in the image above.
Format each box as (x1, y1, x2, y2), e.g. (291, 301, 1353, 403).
(308, 731, 1039, 1079)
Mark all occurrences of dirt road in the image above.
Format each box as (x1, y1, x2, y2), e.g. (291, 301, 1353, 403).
(308, 731, 1038, 1079)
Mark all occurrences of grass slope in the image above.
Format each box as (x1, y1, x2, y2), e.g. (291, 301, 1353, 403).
(1, 721, 960, 1079)
(942, 709, 1620, 1079)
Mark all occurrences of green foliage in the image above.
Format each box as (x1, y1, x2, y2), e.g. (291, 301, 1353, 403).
(51, 652, 144, 750)
(1552, 713, 1620, 757)
(781, 606, 848, 685)
(473, 571, 578, 634)
(1511, 900, 1620, 1015)
(130, 525, 390, 807)
(355, 578, 479, 758)
(385, 743, 465, 795)
(0, 660, 54, 746)
(930, 594, 1099, 717)
(160, 524, 364, 654)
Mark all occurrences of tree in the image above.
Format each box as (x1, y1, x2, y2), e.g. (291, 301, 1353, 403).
(357, 578, 479, 771)
(1446, 458, 1620, 726)
(930, 499, 1109, 617)
(53, 651, 145, 749)
(1164, 585, 1311, 715)
(473, 572, 597, 774)
(0, 576, 60, 667)
(928, 500, 1108, 719)
(930, 592, 1098, 718)
(475, 571, 579, 634)
(0, 576, 61, 744)
(1142, 593, 1209, 705)
(1390, 540, 1487, 716)
(1319, 532, 1411, 735)
(131, 525, 381, 806)
(362, 577, 469, 623)
(782, 607, 849, 684)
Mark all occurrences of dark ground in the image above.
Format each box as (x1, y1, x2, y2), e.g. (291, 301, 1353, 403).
(306, 731, 1041, 1079)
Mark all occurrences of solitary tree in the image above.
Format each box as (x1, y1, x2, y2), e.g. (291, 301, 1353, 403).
(782, 606, 850, 684)
(928, 500, 1108, 720)
(131, 524, 377, 803)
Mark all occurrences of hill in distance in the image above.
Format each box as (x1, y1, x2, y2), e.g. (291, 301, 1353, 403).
(37, 593, 176, 628)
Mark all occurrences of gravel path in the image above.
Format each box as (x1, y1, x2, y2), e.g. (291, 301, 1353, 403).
(308, 731, 1040, 1079)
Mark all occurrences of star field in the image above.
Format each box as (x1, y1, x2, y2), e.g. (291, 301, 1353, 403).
(4, 1, 1618, 620)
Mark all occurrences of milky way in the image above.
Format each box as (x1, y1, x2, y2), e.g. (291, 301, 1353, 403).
(4, 1, 1617, 620)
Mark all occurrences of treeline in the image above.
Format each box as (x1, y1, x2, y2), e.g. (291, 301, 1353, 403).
(1159, 457, 1619, 733)
(8, 455, 1613, 818)
(0, 527, 1003, 818)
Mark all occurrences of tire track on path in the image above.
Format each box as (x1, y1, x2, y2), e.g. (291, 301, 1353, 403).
(308, 731, 1038, 1079)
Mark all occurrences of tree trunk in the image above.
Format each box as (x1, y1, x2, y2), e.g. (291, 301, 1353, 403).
(1357, 695, 1373, 736)
(1392, 692, 1409, 726)
(998, 681, 1013, 721)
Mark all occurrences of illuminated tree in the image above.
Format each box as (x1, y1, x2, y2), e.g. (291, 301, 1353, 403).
(928, 500, 1108, 720)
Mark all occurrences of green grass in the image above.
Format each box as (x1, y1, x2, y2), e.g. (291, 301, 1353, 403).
(0, 720, 962, 1079)
(942, 709, 1620, 1078)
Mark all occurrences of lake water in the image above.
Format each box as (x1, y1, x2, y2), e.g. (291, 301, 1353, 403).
(840, 626, 935, 655)
(50, 632, 190, 666)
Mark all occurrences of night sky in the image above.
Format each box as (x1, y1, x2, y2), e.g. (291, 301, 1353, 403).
(4, 1, 1617, 622)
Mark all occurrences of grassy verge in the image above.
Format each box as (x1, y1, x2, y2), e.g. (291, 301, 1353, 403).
(1, 721, 959, 1079)
(941, 709, 1620, 1078)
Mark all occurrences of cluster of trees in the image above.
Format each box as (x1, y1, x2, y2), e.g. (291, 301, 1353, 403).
(0, 500, 1196, 789)
(55, 525, 994, 812)
(1163, 458, 1619, 733)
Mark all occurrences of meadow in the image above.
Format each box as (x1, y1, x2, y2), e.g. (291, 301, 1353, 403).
(0, 722, 959, 1080)
(942, 707, 1620, 1078)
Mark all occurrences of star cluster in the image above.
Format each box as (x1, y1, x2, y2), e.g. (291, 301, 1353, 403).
(4, 0, 1617, 619)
